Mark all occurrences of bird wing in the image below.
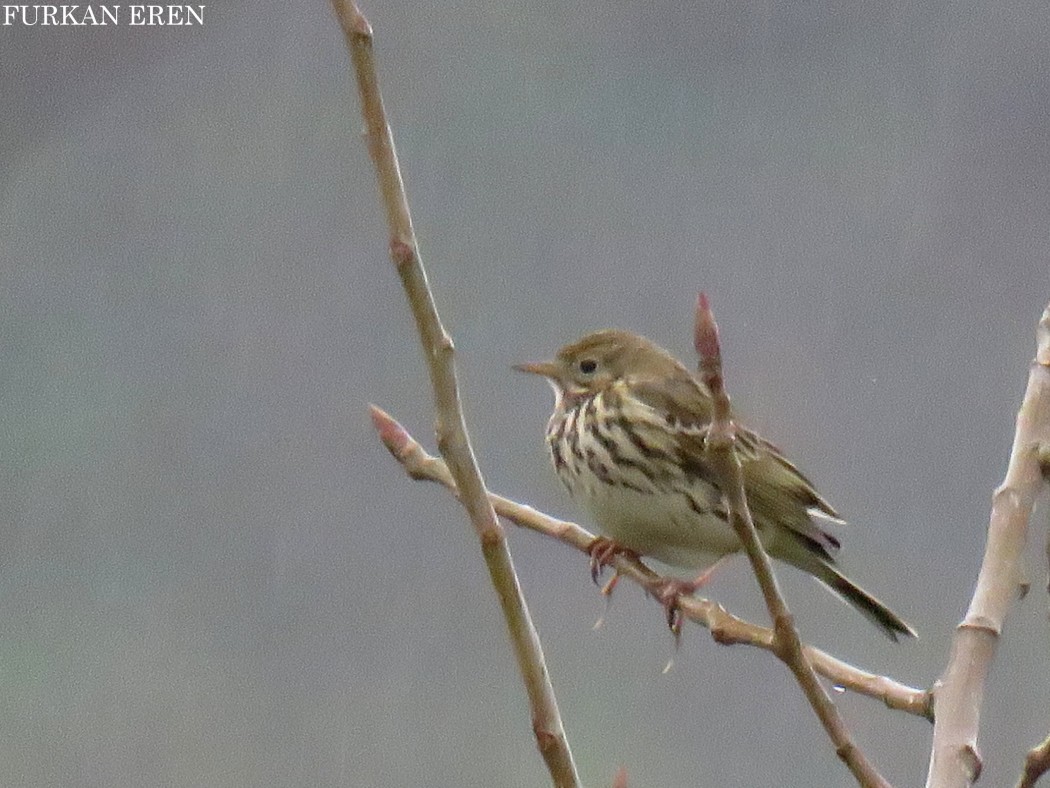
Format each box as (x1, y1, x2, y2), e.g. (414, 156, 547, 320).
(736, 429, 843, 522)
(630, 373, 843, 556)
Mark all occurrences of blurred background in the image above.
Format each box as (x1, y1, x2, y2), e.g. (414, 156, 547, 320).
(3, 1, 1050, 785)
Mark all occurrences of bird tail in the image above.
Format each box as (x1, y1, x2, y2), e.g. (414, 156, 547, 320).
(817, 564, 917, 642)
(785, 547, 917, 642)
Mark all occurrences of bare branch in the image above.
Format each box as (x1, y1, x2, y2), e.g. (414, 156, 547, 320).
(1018, 734, 1050, 788)
(926, 302, 1050, 788)
(693, 293, 890, 788)
(332, 4, 580, 784)
(371, 404, 932, 719)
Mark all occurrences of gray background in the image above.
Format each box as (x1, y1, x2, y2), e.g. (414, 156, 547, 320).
(3, 1, 1050, 786)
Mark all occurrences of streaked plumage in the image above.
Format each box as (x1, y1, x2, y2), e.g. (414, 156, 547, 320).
(517, 329, 915, 641)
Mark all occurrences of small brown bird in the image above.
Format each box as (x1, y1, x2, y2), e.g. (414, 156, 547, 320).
(516, 329, 915, 641)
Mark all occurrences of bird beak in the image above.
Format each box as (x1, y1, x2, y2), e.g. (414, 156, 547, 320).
(512, 360, 560, 379)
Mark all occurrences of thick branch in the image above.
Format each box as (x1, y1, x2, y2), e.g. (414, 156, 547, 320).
(371, 404, 931, 719)
(926, 302, 1050, 788)
(693, 294, 889, 788)
(332, 4, 580, 784)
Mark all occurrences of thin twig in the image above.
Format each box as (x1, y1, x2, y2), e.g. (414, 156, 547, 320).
(926, 302, 1050, 788)
(371, 404, 932, 719)
(1018, 734, 1050, 788)
(331, 4, 580, 785)
(693, 293, 890, 788)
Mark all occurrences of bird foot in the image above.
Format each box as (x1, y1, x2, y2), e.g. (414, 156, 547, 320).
(650, 556, 734, 635)
(650, 578, 700, 636)
(587, 537, 638, 590)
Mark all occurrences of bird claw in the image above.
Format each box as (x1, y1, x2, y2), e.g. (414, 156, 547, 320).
(650, 564, 727, 638)
(587, 537, 637, 587)
(652, 579, 695, 637)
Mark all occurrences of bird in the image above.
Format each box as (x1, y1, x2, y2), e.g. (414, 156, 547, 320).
(515, 329, 916, 641)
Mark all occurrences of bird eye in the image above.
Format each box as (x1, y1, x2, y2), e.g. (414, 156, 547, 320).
(578, 359, 597, 374)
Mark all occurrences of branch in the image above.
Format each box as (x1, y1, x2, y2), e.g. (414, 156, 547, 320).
(331, 4, 580, 785)
(371, 404, 932, 719)
(1018, 734, 1050, 788)
(693, 293, 890, 788)
(926, 302, 1050, 788)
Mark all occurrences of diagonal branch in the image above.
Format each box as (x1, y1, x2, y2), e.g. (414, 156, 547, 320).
(693, 293, 890, 788)
(331, 3, 580, 785)
(371, 404, 932, 720)
(926, 302, 1050, 788)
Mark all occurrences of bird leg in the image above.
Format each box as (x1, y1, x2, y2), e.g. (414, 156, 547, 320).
(688, 553, 736, 589)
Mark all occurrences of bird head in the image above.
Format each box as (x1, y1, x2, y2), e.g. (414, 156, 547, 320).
(514, 329, 683, 402)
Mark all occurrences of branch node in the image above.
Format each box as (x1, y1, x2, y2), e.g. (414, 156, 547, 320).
(481, 527, 502, 549)
(961, 744, 983, 781)
(390, 238, 416, 270)
(532, 720, 558, 753)
(1038, 442, 1050, 482)
(957, 616, 1001, 637)
(350, 9, 372, 38)
(332, 0, 372, 40)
